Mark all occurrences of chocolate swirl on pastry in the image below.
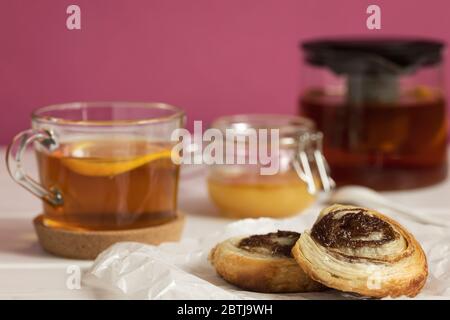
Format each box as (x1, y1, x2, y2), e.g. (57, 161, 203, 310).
(238, 231, 300, 258)
(291, 204, 428, 298)
(311, 209, 397, 249)
(209, 231, 324, 293)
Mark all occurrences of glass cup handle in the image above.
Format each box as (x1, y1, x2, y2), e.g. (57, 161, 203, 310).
(6, 129, 63, 206)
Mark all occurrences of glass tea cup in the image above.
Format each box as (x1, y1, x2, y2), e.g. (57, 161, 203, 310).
(6, 102, 185, 231)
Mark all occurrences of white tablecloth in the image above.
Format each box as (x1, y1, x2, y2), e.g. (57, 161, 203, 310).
(0, 148, 449, 299)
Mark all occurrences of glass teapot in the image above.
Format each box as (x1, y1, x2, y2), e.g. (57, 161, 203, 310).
(299, 38, 447, 190)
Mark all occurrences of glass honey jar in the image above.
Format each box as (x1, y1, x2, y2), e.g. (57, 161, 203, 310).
(207, 114, 334, 218)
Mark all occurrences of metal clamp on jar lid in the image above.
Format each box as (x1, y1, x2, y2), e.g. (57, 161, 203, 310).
(293, 131, 335, 194)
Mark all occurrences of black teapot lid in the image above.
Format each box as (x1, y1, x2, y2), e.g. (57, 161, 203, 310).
(301, 38, 444, 75)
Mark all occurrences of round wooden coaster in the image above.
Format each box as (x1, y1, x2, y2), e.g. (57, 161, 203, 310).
(33, 212, 185, 260)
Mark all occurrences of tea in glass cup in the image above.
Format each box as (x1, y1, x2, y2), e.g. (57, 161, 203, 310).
(7, 102, 185, 231)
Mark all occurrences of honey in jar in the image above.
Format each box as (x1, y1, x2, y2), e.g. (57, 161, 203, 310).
(208, 170, 315, 218)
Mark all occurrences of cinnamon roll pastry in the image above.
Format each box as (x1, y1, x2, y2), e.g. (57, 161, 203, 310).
(209, 231, 324, 293)
(292, 204, 428, 298)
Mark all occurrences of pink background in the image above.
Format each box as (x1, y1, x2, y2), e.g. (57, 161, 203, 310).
(1, 0, 449, 144)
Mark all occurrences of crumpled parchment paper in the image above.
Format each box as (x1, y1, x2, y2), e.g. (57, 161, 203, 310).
(84, 207, 450, 300)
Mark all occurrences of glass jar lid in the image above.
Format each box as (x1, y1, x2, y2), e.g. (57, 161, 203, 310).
(211, 114, 315, 147)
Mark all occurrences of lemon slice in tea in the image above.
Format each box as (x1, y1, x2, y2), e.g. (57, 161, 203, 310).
(61, 141, 174, 177)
